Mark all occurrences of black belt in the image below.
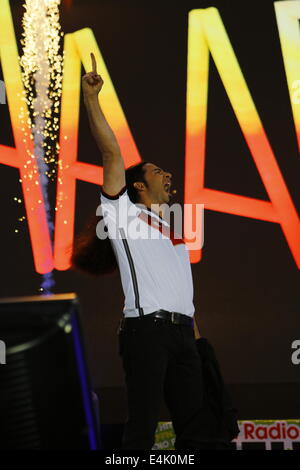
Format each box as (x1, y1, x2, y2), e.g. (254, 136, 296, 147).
(119, 309, 194, 330)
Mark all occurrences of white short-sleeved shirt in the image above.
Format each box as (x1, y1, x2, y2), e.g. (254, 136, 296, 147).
(100, 186, 195, 318)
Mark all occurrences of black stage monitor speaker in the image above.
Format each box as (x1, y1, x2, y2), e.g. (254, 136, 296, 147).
(0, 293, 100, 450)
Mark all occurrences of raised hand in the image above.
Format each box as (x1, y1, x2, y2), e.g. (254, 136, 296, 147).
(82, 52, 104, 98)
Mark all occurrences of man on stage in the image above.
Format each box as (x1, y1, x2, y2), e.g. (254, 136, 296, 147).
(80, 52, 239, 450)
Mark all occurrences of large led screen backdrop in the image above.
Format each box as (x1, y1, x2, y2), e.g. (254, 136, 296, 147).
(0, 0, 299, 405)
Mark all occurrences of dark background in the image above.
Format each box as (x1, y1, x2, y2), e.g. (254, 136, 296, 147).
(0, 0, 299, 421)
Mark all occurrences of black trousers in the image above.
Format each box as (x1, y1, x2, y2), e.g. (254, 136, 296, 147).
(118, 316, 221, 450)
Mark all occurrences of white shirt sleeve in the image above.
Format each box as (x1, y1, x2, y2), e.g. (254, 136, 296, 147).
(100, 186, 141, 231)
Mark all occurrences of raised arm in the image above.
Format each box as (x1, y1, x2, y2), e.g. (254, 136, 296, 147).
(82, 53, 125, 195)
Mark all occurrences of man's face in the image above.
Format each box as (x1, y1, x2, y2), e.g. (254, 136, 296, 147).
(140, 163, 172, 204)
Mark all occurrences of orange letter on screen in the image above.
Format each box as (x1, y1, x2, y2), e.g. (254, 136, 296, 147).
(54, 29, 142, 270)
(0, 0, 53, 274)
(185, 8, 300, 268)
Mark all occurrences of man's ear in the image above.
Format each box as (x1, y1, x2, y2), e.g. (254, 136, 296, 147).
(133, 181, 146, 192)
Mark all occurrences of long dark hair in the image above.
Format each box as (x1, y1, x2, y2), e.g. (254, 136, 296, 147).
(71, 161, 148, 276)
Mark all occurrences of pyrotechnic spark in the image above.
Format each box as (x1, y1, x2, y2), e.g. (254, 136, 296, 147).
(20, 0, 64, 294)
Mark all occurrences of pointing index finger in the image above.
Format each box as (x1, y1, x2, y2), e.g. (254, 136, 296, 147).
(91, 52, 97, 74)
